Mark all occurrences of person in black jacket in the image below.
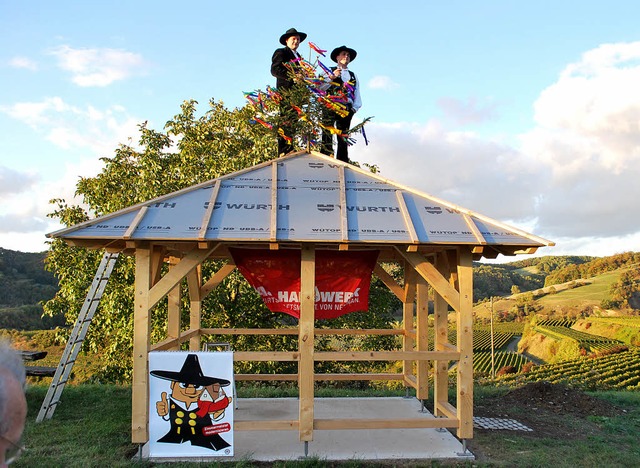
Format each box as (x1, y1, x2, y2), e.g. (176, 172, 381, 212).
(271, 27, 307, 156)
(320, 45, 362, 162)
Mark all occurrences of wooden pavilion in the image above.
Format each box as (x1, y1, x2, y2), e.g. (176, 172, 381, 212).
(48, 150, 554, 450)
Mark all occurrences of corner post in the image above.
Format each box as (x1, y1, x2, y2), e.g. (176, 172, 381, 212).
(132, 245, 152, 444)
(299, 245, 316, 441)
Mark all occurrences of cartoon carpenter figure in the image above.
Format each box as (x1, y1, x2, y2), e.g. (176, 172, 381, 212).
(151, 353, 232, 451)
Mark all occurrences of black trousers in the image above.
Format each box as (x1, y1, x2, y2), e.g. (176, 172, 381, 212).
(321, 109, 354, 162)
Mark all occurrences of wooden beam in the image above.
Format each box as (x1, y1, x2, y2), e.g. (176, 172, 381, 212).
(150, 328, 200, 351)
(148, 247, 216, 309)
(233, 351, 300, 362)
(200, 262, 236, 299)
(166, 282, 181, 351)
(314, 418, 459, 430)
(200, 327, 403, 336)
(188, 266, 203, 351)
(270, 162, 278, 242)
(198, 181, 220, 241)
(456, 247, 474, 440)
(339, 165, 349, 242)
(315, 351, 459, 361)
(123, 205, 148, 240)
(402, 265, 416, 386)
(395, 190, 418, 243)
(235, 420, 298, 431)
(396, 248, 461, 312)
(433, 251, 451, 417)
(131, 247, 152, 444)
(299, 245, 315, 442)
(373, 263, 404, 301)
(462, 213, 487, 245)
(416, 276, 429, 400)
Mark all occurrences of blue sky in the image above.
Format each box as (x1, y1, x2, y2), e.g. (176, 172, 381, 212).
(2, 1, 640, 260)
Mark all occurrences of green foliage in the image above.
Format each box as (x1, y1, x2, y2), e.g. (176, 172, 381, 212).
(545, 252, 640, 286)
(42, 99, 394, 383)
(607, 268, 640, 310)
(473, 263, 543, 301)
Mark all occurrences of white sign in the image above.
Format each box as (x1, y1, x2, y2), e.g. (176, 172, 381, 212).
(148, 351, 234, 457)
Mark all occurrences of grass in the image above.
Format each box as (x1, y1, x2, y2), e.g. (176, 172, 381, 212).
(16, 383, 640, 467)
(536, 270, 621, 308)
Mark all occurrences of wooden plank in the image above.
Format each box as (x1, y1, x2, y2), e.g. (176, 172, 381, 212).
(315, 351, 459, 361)
(437, 401, 458, 420)
(233, 373, 404, 382)
(19, 350, 47, 361)
(456, 247, 474, 440)
(395, 190, 418, 243)
(150, 328, 200, 351)
(462, 213, 487, 245)
(123, 205, 148, 240)
(25, 366, 56, 377)
(314, 418, 459, 430)
(397, 248, 461, 312)
(200, 327, 403, 336)
(197, 181, 220, 240)
(433, 251, 451, 416)
(148, 247, 216, 309)
(402, 266, 416, 385)
(416, 276, 429, 400)
(200, 262, 236, 298)
(186, 266, 202, 302)
(186, 266, 202, 351)
(373, 263, 404, 301)
(235, 420, 298, 431)
(132, 246, 152, 443)
(233, 351, 300, 362)
(166, 283, 181, 351)
(299, 245, 315, 442)
(404, 373, 417, 389)
(270, 162, 278, 242)
(339, 165, 349, 242)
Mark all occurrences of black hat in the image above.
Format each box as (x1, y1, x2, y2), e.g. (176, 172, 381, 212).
(150, 354, 230, 387)
(331, 45, 357, 63)
(279, 27, 307, 45)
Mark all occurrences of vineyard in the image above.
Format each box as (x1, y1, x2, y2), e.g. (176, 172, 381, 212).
(495, 348, 640, 390)
(533, 325, 623, 352)
(473, 351, 530, 374)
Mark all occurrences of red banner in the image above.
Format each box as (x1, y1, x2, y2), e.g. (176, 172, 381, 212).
(230, 249, 379, 319)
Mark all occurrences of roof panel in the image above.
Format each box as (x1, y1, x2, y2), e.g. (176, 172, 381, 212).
(49, 151, 553, 252)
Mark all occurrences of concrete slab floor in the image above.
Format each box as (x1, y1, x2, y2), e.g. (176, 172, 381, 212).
(142, 397, 474, 463)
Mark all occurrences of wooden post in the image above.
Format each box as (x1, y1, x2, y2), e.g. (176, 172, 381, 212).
(402, 265, 417, 386)
(167, 283, 181, 351)
(456, 247, 474, 439)
(299, 246, 315, 442)
(416, 275, 429, 400)
(132, 245, 152, 443)
(433, 251, 450, 415)
(187, 266, 202, 351)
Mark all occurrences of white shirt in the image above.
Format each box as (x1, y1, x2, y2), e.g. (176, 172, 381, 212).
(321, 68, 362, 113)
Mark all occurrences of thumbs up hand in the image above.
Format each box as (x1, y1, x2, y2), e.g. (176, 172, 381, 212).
(156, 391, 169, 417)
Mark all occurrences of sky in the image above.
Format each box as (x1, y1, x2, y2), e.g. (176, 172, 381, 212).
(2, 1, 640, 262)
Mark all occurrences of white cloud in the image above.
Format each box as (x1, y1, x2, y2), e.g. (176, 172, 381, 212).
(0, 167, 38, 195)
(48, 45, 146, 87)
(9, 56, 38, 71)
(353, 41, 640, 249)
(436, 97, 499, 126)
(1, 97, 141, 153)
(368, 75, 399, 90)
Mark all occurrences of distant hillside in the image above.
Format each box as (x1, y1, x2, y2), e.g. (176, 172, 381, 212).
(473, 255, 595, 301)
(0, 248, 63, 330)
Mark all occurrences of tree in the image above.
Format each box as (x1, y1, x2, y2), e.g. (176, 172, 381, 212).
(43, 99, 394, 382)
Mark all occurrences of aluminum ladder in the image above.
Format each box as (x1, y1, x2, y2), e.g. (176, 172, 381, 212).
(36, 252, 119, 422)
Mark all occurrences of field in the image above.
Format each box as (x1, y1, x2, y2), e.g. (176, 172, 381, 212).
(496, 348, 640, 390)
